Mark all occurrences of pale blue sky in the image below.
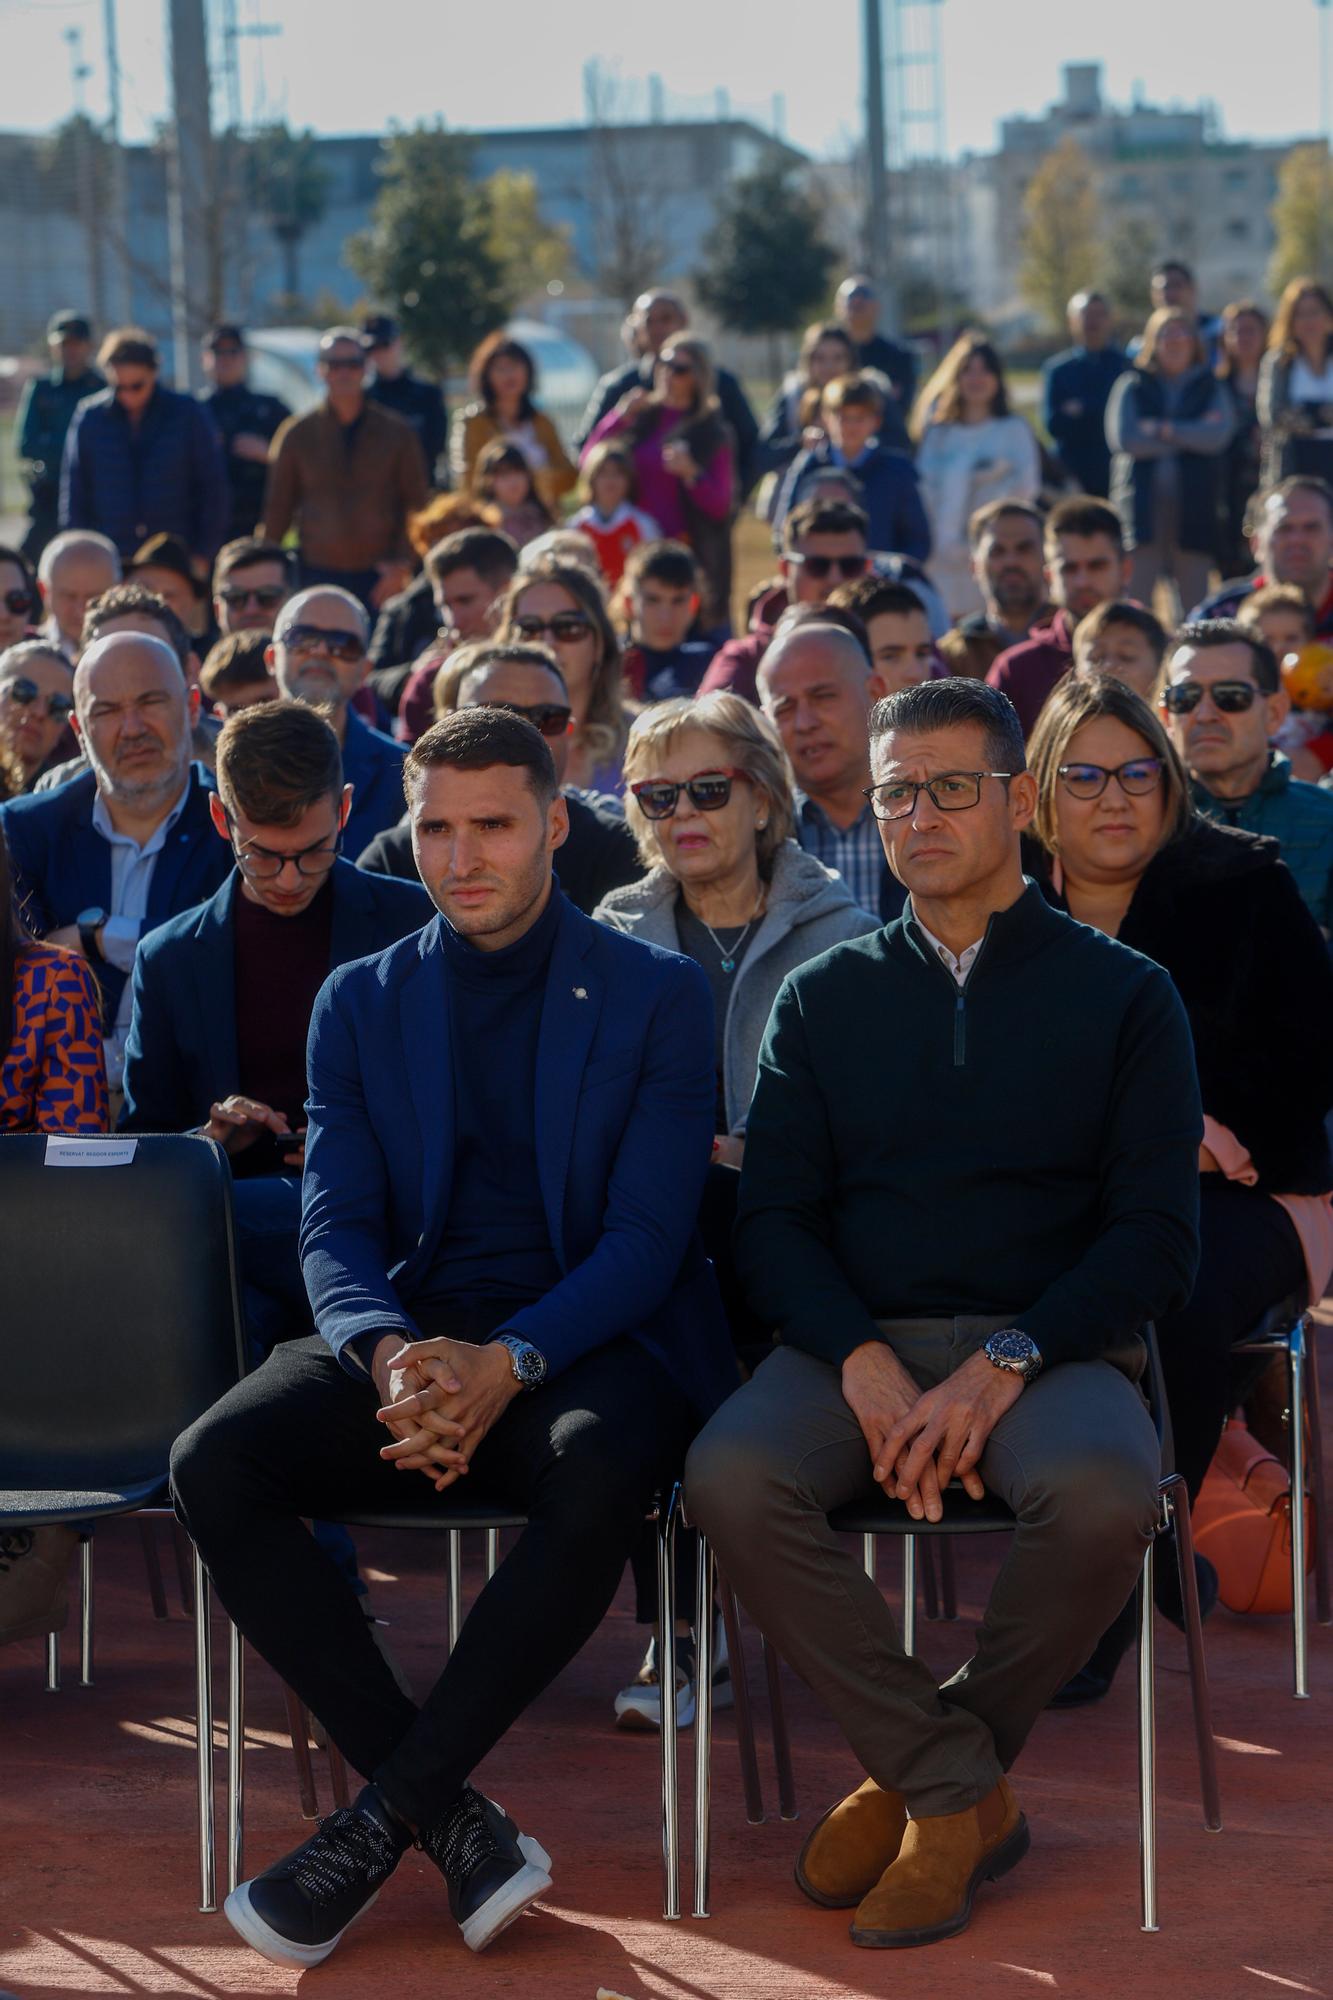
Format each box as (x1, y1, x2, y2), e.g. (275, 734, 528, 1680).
(2, 0, 1328, 161)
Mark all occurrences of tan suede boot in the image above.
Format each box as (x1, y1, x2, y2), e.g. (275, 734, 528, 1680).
(795, 1777, 908, 1909)
(849, 1778, 1029, 1948)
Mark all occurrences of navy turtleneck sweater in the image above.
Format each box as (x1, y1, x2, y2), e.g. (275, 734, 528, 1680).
(412, 883, 564, 1312)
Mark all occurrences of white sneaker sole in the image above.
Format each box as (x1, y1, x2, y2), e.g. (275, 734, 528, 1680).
(460, 1835, 552, 1953)
(223, 1880, 380, 1968)
(613, 1677, 734, 1732)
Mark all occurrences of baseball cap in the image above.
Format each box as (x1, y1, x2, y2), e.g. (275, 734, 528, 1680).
(48, 311, 92, 341)
(207, 322, 246, 351)
(361, 313, 399, 349)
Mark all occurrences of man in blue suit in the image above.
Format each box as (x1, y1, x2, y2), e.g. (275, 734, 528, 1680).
(0, 630, 232, 1089)
(172, 705, 735, 1969)
(121, 699, 430, 1355)
(265, 584, 408, 856)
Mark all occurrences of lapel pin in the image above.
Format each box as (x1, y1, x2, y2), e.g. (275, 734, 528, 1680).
(573, 986, 588, 1000)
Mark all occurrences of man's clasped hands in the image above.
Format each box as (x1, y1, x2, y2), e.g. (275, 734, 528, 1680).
(840, 1339, 1025, 1522)
(370, 1334, 523, 1491)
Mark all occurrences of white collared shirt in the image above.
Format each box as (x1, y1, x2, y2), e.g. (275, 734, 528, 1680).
(912, 914, 983, 987)
(90, 776, 192, 1083)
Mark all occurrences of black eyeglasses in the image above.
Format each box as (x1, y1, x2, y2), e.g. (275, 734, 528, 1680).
(323, 356, 364, 373)
(786, 553, 870, 581)
(513, 614, 594, 645)
(225, 811, 342, 880)
(0, 675, 74, 720)
(1057, 757, 1165, 800)
(2, 588, 34, 617)
(659, 357, 694, 377)
(631, 768, 748, 819)
(278, 624, 364, 663)
(221, 584, 286, 610)
(474, 698, 573, 739)
(1161, 679, 1259, 715)
(864, 771, 1013, 820)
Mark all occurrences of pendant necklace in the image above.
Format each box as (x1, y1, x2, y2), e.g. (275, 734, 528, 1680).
(697, 892, 765, 975)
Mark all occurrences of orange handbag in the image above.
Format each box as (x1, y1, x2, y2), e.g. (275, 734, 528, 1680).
(1193, 1416, 1314, 1616)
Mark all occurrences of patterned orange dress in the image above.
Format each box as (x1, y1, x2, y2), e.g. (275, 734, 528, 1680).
(1, 942, 108, 1133)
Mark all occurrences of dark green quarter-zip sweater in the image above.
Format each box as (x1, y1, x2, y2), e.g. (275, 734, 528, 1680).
(735, 881, 1202, 1371)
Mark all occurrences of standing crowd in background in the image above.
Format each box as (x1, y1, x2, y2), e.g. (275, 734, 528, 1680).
(3, 250, 1333, 1967)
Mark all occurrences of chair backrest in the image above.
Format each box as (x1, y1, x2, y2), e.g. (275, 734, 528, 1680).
(0, 1134, 245, 1490)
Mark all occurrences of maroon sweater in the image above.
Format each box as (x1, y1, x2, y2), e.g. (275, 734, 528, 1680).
(986, 610, 1076, 737)
(233, 879, 334, 1136)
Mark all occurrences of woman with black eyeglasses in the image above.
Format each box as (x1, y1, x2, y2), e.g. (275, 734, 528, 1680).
(496, 557, 628, 791)
(1025, 671, 1333, 1700)
(0, 641, 76, 798)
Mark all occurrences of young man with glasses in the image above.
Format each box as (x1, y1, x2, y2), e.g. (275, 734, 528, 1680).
(1161, 617, 1333, 930)
(266, 586, 408, 856)
(687, 676, 1201, 1953)
(359, 642, 642, 915)
(200, 325, 292, 543)
(59, 327, 229, 572)
(262, 327, 429, 615)
(121, 699, 428, 1352)
(212, 537, 294, 638)
(171, 704, 734, 1967)
(701, 498, 872, 705)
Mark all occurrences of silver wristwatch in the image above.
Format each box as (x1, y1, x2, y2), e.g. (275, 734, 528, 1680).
(494, 1333, 547, 1390)
(983, 1329, 1042, 1384)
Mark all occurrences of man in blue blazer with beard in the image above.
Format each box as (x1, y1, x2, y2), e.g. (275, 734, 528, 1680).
(171, 703, 735, 1971)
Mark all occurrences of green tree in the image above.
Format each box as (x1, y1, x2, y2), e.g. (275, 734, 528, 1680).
(695, 159, 838, 371)
(1269, 143, 1333, 296)
(483, 168, 571, 305)
(1018, 137, 1102, 333)
(1101, 214, 1159, 328)
(248, 123, 329, 302)
(347, 123, 512, 376)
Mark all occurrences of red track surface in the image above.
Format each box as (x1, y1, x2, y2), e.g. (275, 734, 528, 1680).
(4, 1331, 1332, 2000)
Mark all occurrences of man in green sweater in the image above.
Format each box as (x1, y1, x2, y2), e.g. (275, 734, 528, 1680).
(687, 678, 1201, 1951)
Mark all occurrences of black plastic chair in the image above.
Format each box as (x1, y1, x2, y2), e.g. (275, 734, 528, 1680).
(1231, 1294, 1330, 1697)
(688, 1325, 1219, 1934)
(0, 1133, 247, 1913)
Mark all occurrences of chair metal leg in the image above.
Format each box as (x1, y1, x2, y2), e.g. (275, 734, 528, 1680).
(717, 1577, 765, 1824)
(138, 1517, 168, 1620)
(658, 1487, 681, 1920)
(79, 1536, 94, 1686)
(45, 1629, 60, 1692)
(1163, 1479, 1221, 1830)
(193, 1549, 216, 1914)
(447, 1531, 462, 1653)
(1289, 1323, 1310, 1699)
(485, 1528, 500, 1581)
(1137, 1539, 1157, 1934)
(761, 1633, 798, 1820)
(862, 1533, 876, 1580)
(227, 1623, 244, 1893)
(919, 1539, 940, 1622)
(1303, 1325, 1331, 1626)
(692, 1533, 716, 1919)
(939, 1539, 958, 1620)
(283, 1688, 319, 1819)
(901, 1538, 917, 1658)
(174, 1522, 196, 1617)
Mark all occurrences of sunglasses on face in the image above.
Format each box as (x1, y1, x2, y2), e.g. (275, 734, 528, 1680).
(659, 358, 694, 378)
(787, 553, 870, 581)
(323, 356, 364, 373)
(2, 588, 34, 617)
(0, 676, 74, 719)
(210, 345, 243, 359)
(631, 768, 748, 820)
(474, 698, 573, 739)
(1057, 757, 1165, 800)
(1161, 679, 1259, 715)
(220, 583, 287, 610)
(513, 614, 594, 645)
(278, 624, 364, 663)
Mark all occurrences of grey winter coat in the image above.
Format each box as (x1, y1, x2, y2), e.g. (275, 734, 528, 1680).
(593, 839, 880, 1133)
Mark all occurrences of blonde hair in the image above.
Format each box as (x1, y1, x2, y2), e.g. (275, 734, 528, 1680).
(1136, 307, 1206, 373)
(621, 692, 796, 877)
(1027, 672, 1191, 856)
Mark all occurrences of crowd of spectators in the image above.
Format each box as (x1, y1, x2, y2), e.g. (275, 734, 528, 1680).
(3, 255, 1332, 1966)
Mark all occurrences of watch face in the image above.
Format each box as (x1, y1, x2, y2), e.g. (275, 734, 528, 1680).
(988, 1331, 1038, 1373)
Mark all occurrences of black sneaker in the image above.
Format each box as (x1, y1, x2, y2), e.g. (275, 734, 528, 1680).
(420, 1785, 552, 1952)
(224, 1783, 411, 1967)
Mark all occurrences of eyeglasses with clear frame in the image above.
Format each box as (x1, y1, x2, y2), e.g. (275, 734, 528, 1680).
(863, 770, 1014, 820)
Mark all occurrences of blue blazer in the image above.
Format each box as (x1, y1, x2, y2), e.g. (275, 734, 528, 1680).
(0, 765, 234, 1033)
(119, 858, 432, 1132)
(300, 893, 740, 1418)
(341, 709, 409, 858)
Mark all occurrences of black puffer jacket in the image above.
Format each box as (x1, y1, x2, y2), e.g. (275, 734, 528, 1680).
(1032, 815, 1333, 1193)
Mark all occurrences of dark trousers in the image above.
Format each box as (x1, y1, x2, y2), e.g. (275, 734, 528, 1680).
(171, 1324, 693, 1831)
(230, 1175, 306, 1365)
(1157, 1179, 1306, 1504)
